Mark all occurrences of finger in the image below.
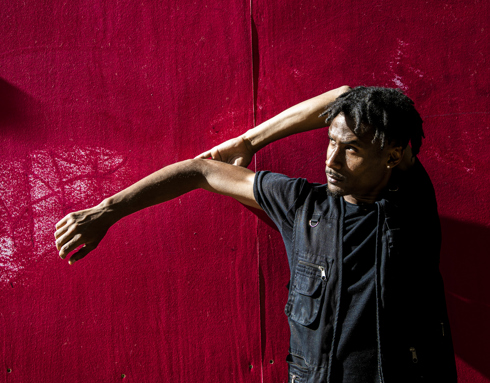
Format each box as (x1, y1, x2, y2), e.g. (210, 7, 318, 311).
(194, 150, 212, 159)
(54, 223, 70, 241)
(69, 245, 96, 265)
(59, 233, 83, 259)
(211, 149, 223, 162)
(55, 215, 70, 230)
(55, 224, 79, 251)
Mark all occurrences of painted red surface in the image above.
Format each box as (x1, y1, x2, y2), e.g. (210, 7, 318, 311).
(1, 0, 489, 382)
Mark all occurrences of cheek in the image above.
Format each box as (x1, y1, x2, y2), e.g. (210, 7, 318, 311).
(344, 154, 364, 171)
(326, 144, 333, 161)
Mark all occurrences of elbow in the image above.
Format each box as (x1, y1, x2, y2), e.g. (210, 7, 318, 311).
(187, 158, 211, 188)
(186, 158, 207, 176)
(338, 85, 351, 94)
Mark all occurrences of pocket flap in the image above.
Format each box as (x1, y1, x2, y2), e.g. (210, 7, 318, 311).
(293, 262, 324, 296)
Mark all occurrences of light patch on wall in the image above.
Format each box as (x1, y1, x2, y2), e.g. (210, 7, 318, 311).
(0, 236, 17, 270)
(0, 146, 131, 287)
(389, 39, 425, 91)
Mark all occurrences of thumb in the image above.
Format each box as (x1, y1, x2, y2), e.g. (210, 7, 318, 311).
(233, 154, 253, 168)
(68, 244, 96, 265)
(194, 150, 211, 159)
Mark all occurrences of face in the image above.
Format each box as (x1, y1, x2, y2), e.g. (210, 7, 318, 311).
(325, 113, 401, 204)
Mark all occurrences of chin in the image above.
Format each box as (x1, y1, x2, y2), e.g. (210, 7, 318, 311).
(326, 183, 346, 198)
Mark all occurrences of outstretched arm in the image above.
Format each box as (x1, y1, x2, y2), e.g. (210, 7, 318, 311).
(54, 159, 258, 264)
(195, 85, 350, 167)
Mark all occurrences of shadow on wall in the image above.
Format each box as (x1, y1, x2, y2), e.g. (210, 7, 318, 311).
(440, 217, 490, 379)
(0, 78, 45, 136)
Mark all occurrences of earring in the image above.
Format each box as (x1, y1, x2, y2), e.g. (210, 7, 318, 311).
(387, 165, 391, 169)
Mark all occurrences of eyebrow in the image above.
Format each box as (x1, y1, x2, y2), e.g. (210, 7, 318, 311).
(328, 133, 363, 147)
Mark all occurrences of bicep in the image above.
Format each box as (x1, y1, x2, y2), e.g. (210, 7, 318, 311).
(197, 160, 261, 210)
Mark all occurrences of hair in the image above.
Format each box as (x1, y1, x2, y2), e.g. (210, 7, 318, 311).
(320, 86, 424, 156)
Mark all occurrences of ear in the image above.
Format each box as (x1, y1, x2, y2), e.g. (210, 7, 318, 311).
(386, 146, 404, 169)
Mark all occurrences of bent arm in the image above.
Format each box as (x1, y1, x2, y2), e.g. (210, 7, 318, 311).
(100, 159, 258, 216)
(55, 159, 258, 263)
(242, 85, 350, 151)
(195, 85, 350, 166)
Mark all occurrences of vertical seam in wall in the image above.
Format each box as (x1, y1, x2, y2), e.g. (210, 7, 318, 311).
(251, 1, 257, 132)
(249, 0, 263, 382)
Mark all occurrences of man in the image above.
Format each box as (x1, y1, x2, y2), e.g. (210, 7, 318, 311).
(55, 86, 457, 382)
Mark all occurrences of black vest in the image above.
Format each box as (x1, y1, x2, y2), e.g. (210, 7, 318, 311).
(284, 163, 457, 383)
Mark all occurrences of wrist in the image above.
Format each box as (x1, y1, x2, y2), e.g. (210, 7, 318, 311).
(98, 197, 126, 224)
(241, 120, 275, 152)
(240, 131, 261, 153)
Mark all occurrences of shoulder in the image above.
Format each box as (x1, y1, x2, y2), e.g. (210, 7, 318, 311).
(388, 158, 436, 203)
(253, 170, 328, 226)
(387, 158, 440, 236)
(400, 158, 436, 201)
(254, 171, 326, 204)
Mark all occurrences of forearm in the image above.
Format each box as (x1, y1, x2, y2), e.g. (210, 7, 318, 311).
(55, 158, 257, 263)
(55, 160, 203, 263)
(100, 159, 206, 222)
(99, 158, 258, 223)
(241, 85, 350, 151)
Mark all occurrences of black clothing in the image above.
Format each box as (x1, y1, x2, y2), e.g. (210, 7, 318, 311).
(253, 159, 457, 383)
(334, 201, 378, 383)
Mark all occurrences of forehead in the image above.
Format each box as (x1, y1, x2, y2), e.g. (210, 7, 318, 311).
(329, 113, 375, 145)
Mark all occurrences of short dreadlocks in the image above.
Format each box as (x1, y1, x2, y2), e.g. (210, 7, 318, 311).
(320, 86, 424, 156)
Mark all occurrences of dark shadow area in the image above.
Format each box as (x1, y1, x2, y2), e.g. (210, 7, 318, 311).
(440, 217, 490, 379)
(244, 204, 278, 232)
(0, 78, 44, 135)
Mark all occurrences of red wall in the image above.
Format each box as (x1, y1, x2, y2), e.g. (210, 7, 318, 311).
(1, 1, 489, 382)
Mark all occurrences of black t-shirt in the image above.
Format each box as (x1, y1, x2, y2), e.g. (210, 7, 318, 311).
(333, 200, 378, 383)
(253, 172, 309, 265)
(253, 171, 379, 382)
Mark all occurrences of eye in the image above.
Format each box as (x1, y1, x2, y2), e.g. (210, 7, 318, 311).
(346, 145, 357, 152)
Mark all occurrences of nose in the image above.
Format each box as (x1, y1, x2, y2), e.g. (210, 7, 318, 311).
(326, 146, 342, 170)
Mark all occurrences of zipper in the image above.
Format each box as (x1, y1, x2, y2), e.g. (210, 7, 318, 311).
(298, 260, 326, 280)
(409, 347, 418, 363)
(441, 321, 445, 337)
(290, 374, 298, 383)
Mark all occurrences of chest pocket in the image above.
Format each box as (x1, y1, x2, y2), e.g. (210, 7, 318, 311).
(285, 259, 330, 326)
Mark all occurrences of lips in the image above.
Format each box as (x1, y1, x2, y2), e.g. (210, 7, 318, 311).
(327, 176, 341, 185)
(326, 170, 345, 183)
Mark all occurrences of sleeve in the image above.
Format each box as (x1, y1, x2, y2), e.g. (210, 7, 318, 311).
(253, 171, 310, 234)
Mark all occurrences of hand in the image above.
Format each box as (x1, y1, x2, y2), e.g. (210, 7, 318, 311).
(54, 204, 114, 264)
(194, 136, 255, 167)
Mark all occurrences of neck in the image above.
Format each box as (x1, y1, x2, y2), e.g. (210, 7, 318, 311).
(343, 194, 377, 205)
(343, 172, 392, 205)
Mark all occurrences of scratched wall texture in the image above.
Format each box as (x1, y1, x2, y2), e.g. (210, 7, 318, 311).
(0, 0, 489, 382)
